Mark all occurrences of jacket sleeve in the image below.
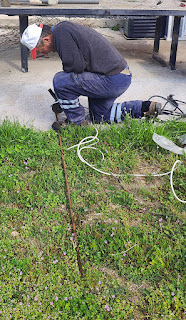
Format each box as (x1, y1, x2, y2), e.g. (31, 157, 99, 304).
(56, 28, 86, 74)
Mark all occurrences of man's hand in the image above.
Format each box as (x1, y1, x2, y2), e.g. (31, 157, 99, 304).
(51, 101, 63, 114)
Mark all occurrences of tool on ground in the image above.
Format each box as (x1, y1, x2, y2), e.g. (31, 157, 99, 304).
(48, 88, 83, 278)
(148, 94, 186, 118)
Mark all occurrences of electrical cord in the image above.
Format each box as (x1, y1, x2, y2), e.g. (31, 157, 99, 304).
(67, 126, 185, 203)
(148, 94, 186, 118)
(50, 89, 185, 203)
(170, 160, 186, 204)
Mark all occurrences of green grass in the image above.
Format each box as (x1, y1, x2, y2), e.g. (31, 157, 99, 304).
(0, 118, 185, 320)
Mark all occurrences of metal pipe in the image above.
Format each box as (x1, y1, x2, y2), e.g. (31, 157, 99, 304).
(10, 0, 99, 3)
(56, 0, 99, 3)
(43, 0, 99, 3)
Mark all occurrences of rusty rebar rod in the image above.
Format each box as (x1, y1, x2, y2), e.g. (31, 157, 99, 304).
(48, 88, 83, 278)
(55, 112, 83, 278)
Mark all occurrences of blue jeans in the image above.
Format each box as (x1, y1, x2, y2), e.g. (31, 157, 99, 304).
(53, 70, 142, 124)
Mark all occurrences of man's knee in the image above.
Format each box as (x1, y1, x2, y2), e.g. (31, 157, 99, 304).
(53, 71, 65, 91)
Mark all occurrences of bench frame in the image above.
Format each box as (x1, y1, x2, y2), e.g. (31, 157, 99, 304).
(0, 7, 185, 72)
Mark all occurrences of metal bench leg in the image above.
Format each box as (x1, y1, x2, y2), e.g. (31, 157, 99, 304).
(169, 16, 181, 70)
(153, 16, 162, 55)
(19, 15, 29, 72)
(152, 16, 167, 67)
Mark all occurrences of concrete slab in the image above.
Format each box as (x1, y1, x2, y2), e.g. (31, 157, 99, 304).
(0, 25, 186, 131)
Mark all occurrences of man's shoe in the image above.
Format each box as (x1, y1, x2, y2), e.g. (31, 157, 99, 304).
(52, 120, 70, 132)
(52, 121, 63, 132)
(145, 102, 162, 117)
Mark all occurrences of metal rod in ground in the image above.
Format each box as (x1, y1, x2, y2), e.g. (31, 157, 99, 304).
(55, 113, 83, 278)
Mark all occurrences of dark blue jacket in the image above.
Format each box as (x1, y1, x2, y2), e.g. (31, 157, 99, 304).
(52, 21, 126, 75)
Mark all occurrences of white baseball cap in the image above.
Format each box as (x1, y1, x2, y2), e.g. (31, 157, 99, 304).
(21, 23, 43, 60)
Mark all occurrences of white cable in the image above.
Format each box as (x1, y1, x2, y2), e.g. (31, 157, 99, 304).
(67, 126, 185, 202)
(170, 160, 186, 203)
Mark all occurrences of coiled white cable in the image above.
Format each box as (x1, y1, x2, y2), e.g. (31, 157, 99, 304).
(67, 126, 185, 203)
(170, 160, 186, 203)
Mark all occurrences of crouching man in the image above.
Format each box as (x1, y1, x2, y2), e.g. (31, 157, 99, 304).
(21, 21, 161, 125)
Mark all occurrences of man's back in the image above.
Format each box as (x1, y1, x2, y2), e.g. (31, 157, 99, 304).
(52, 21, 126, 75)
